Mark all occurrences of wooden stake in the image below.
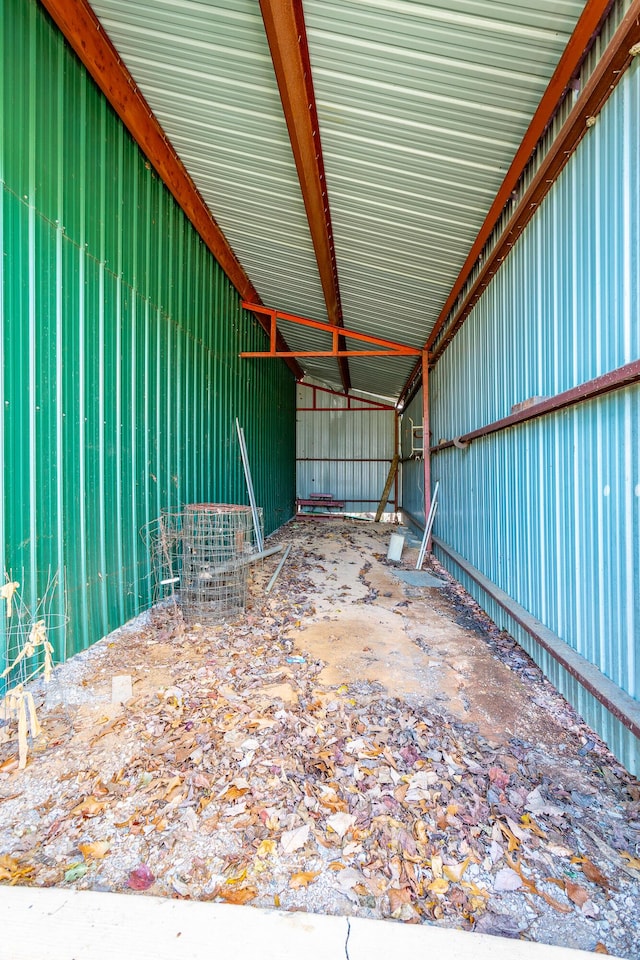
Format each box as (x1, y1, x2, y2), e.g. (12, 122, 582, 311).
(375, 455, 399, 522)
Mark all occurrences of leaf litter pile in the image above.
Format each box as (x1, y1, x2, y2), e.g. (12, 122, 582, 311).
(1, 519, 639, 957)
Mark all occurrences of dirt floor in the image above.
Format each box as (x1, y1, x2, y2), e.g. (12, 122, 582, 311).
(1, 518, 639, 956)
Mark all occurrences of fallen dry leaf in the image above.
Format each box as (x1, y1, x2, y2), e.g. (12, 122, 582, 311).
(71, 796, 107, 818)
(427, 878, 450, 895)
(64, 862, 88, 883)
(388, 887, 412, 914)
(620, 852, 640, 870)
(594, 943, 610, 955)
(489, 766, 510, 789)
(462, 880, 490, 900)
(128, 864, 155, 890)
(256, 839, 276, 858)
(494, 867, 522, 892)
(289, 870, 320, 889)
(281, 824, 310, 854)
(213, 885, 258, 905)
(0, 854, 34, 884)
(520, 813, 546, 838)
(326, 812, 356, 838)
(222, 784, 249, 802)
(565, 879, 590, 908)
(443, 858, 470, 883)
(498, 822, 521, 852)
(580, 859, 610, 890)
(78, 841, 111, 861)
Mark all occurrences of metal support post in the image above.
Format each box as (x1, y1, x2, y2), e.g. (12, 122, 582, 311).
(422, 350, 431, 537)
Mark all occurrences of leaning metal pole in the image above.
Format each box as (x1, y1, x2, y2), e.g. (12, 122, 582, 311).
(236, 418, 264, 553)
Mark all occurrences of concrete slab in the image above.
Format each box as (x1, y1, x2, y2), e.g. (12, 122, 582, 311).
(0, 888, 624, 960)
(347, 915, 621, 960)
(391, 568, 446, 588)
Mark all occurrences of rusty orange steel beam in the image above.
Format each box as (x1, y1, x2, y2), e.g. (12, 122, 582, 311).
(429, 1, 640, 363)
(425, 0, 614, 354)
(39, 0, 303, 381)
(242, 303, 422, 355)
(259, 0, 350, 392)
(398, 0, 617, 402)
(243, 350, 420, 358)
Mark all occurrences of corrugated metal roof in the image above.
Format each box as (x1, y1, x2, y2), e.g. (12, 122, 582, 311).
(87, 0, 343, 388)
(89, 0, 587, 399)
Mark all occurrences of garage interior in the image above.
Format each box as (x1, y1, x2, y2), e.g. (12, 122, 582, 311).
(1, 0, 639, 955)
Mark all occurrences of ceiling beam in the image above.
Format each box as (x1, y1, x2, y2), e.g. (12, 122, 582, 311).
(429, 0, 640, 364)
(38, 0, 303, 381)
(240, 303, 422, 358)
(259, 0, 351, 393)
(398, 0, 618, 402)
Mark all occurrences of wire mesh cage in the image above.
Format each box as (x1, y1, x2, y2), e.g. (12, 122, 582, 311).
(141, 503, 264, 622)
(179, 503, 260, 623)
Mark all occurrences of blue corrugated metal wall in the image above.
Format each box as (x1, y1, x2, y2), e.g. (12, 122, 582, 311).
(0, 0, 296, 673)
(424, 59, 640, 772)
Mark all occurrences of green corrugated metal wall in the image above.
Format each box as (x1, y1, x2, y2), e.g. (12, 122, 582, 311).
(0, 0, 296, 673)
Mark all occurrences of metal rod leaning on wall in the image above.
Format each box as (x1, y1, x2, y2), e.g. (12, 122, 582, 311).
(236, 419, 264, 553)
(416, 481, 440, 570)
(265, 544, 292, 595)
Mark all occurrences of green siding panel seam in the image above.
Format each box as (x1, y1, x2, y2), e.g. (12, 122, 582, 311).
(1, 0, 296, 682)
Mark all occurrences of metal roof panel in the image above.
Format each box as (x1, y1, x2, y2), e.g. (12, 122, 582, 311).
(89, 0, 588, 398)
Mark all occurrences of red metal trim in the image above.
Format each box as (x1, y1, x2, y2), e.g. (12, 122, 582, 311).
(298, 381, 395, 411)
(39, 0, 303, 381)
(39, 0, 247, 290)
(425, 0, 614, 356)
(244, 350, 419, 358)
(430, 3, 640, 362)
(431, 359, 640, 453)
(259, 0, 350, 393)
(397, 358, 425, 411)
(398, 0, 635, 396)
(297, 408, 394, 413)
(433, 537, 640, 740)
(393, 411, 400, 513)
(296, 458, 393, 462)
(422, 351, 431, 546)
(243, 303, 421, 355)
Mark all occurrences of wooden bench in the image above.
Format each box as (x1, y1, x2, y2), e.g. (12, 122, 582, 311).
(296, 494, 345, 514)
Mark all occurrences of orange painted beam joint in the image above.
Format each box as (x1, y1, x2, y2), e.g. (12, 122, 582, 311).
(241, 349, 421, 359)
(242, 302, 421, 354)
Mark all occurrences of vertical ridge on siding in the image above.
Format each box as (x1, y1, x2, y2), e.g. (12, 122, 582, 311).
(427, 61, 640, 773)
(0, 0, 296, 678)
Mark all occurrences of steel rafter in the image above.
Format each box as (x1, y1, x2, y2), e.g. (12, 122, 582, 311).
(240, 304, 421, 359)
(398, 0, 620, 403)
(39, 0, 303, 380)
(259, 0, 350, 393)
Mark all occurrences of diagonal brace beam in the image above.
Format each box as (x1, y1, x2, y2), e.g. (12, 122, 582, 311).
(259, 0, 350, 392)
(240, 303, 421, 358)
